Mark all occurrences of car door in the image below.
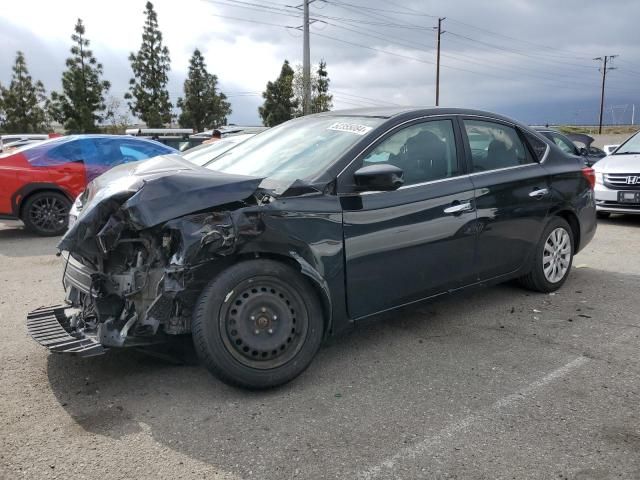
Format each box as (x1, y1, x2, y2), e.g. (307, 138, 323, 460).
(42, 140, 89, 198)
(340, 117, 477, 319)
(460, 117, 552, 280)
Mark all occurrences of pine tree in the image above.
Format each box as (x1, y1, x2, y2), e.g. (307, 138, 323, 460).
(0, 51, 49, 133)
(125, 1, 172, 128)
(177, 49, 231, 131)
(49, 19, 111, 133)
(259, 60, 298, 127)
(312, 59, 332, 113)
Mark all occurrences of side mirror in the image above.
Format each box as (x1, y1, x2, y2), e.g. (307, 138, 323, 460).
(578, 147, 589, 156)
(353, 164, 404, 192)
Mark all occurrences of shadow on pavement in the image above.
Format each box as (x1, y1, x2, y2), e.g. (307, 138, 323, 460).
(44, 267, 639, 479)
(598, 214, 640, 227)
(0, 221, 61, 257)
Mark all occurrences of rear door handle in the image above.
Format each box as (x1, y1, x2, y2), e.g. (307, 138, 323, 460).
(529, 188, 549, 199)
(444, 201, 473, 214)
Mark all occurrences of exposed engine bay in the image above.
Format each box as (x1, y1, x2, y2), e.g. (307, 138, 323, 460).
(44, 155, 270, 352)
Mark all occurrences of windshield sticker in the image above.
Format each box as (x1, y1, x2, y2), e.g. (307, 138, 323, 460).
(327, 122, 373, 135)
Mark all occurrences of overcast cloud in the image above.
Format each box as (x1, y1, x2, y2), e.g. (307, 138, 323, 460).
(1, 0, 639, 126)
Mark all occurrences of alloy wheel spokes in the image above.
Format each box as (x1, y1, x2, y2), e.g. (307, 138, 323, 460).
(542, 227, 571, 283)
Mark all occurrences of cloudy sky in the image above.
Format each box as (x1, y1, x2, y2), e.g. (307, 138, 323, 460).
(1, 0, 639, 126)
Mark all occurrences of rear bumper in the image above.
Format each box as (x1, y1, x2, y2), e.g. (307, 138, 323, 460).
(26, 305, 106, 357)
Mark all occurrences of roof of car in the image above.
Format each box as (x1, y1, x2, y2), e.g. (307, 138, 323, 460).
(313, 107, 522, 123)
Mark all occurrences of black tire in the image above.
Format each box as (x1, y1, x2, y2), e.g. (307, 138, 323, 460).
(518, 217, 574, 293)
(192, 259, 324, 389)
(596, 211, 611, 219)
(21, 191, 70, 236)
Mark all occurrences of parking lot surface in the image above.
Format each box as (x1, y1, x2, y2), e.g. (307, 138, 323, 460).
(1, 217, 639, 479)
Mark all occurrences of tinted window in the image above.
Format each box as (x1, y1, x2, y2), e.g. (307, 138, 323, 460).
(93, 139, 172, 165)
(464, 120, 532, 172)
(551, 133, 577, 155)
(362, 119, 459, 185)
(523, 131, 548, 161)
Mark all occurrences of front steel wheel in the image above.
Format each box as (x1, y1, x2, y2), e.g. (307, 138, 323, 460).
(192, 259, 324, 389)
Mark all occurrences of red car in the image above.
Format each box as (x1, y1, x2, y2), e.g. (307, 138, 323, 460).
(0, 135, 176, 236)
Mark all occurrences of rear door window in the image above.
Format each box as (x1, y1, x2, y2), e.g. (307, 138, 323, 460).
(463, 119, 533, 172)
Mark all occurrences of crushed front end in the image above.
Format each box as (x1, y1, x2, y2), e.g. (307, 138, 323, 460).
(27, 155, 265, 356)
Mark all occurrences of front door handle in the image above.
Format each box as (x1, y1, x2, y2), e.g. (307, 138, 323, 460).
(444, 202, 473, 214)
(529, 188, 549, 199)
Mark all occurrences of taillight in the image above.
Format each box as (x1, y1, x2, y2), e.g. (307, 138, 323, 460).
(582, 167, 595, 189)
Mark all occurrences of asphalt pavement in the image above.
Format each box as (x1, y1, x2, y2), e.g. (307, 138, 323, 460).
(1, 216, 639, 479)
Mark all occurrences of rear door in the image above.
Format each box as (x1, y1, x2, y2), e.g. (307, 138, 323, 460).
(460, 117, 552, 280)
(341, 117, 477, 319)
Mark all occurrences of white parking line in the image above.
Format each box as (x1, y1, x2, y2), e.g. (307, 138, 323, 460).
(357, 356, 589, 480)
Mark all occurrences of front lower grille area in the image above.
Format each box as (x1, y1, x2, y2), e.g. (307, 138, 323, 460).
(604, 173, 640, 190)
(63, 254, 96, 295)
(26, 305, 106, 357)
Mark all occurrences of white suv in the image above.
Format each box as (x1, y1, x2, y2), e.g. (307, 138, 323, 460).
(593, 130, 640, 217)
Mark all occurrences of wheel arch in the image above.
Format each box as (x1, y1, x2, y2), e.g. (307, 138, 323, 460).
(234, 251, 334, 338)
(553, 209, 581, 251)
(13, 183, 73, 219)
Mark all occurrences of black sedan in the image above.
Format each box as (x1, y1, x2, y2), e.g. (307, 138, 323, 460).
(27, 108, 596, 389)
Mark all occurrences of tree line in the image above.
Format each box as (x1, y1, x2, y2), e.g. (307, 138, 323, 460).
(0, 1, 332, 134)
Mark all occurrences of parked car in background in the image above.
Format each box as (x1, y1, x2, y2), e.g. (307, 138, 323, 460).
(565, 133, 607, 166)
(125, 128, 205, 152)
(593, 129, 640, 217)
(0, 135, 176, 236)
(534, 127, 588, 160)
(1, 138, 47, 153)
(190, 125, 268, 140)
(0, 134, 50, 153)
(28, 107, 596, 389)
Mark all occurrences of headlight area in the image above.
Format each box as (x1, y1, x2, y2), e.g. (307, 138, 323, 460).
(595, 171, 604, 185)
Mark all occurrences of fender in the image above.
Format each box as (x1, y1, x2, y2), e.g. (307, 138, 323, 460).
(11, 183, 73, 217)
(287, 251, 334, 337)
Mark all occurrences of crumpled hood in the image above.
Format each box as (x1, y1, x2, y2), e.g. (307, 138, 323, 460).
(592, 154, 640, 173)
(58, 153, 263, 254)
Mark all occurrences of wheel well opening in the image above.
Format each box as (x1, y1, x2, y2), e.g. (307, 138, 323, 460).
(556, 210, 580, 251)
(18, 188, 71, 219)
(235, 252, 332, 337)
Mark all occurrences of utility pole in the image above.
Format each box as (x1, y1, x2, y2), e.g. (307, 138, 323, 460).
(594, 55, 618, 134)
(435, 17, 445, 106)
(302, 0, 311, 115)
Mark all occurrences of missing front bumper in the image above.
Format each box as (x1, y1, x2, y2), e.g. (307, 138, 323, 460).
(26, 305, 106, 357)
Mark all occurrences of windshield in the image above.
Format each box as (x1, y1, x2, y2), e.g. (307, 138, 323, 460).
(614, 131, 640, 154)
(205, 116, 384, 182)
(183, 134, 254, 166)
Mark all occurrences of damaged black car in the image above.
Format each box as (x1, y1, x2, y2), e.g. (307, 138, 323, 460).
(27, 108, 596, 389)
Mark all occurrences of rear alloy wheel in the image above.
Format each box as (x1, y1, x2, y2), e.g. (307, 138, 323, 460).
(192, 260, 324, 389)
(518, 217, 574, 293)
(22, 192, 70, 236)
